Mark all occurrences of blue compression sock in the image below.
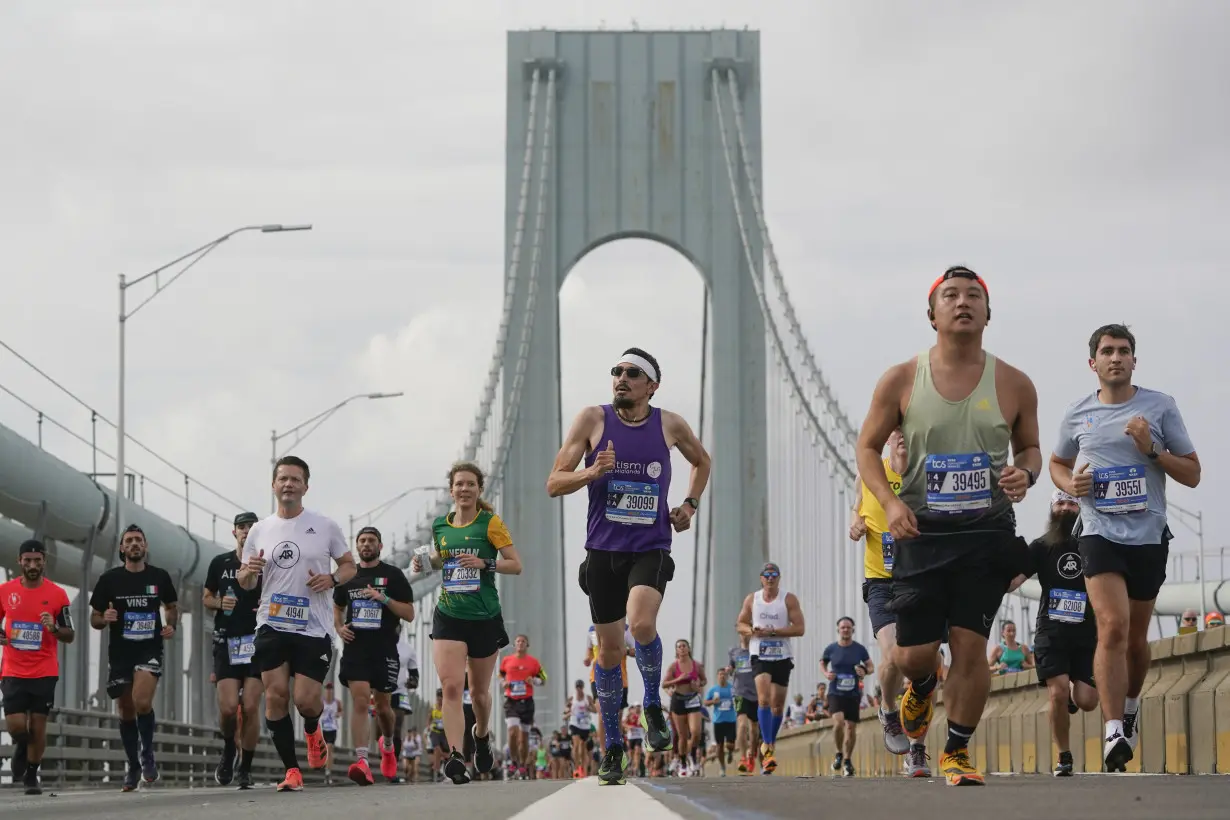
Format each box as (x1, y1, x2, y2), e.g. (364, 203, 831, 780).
(594, 663, 625, 750)
(635, 635, 664, 708)
(771, 712, 783, 741)
(758, 706, 775, 743)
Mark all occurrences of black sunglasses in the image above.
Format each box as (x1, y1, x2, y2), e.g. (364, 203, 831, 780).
(611, 366, 646, 379)
(1182, 616, 1198, 622)
(762, 571, 779, 579)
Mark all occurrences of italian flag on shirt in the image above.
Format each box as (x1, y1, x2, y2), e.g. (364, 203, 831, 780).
(374, 578, 387, 587)
(145, 585, 158, 594)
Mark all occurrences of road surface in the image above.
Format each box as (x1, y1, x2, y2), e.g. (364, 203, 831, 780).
(1, 773, 1226, 819)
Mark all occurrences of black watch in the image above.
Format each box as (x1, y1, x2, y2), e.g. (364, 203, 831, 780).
(1147, 441, 1160, 460)
(1024, 468, 1037, 487)
(330, 572, 340, 587)
(684, 497, 699, 511)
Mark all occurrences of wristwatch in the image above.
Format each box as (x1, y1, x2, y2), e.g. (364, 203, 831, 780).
(684, 497, 700, 511)
(329, 572, 340, 587)
(1147, 441, 1160, 460)
(1024, 468, 1037, 487)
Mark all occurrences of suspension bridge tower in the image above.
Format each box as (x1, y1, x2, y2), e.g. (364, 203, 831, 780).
(499, 29, 768, 705)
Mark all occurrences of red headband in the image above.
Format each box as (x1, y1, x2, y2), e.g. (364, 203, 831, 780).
(928, 270, 989, 302)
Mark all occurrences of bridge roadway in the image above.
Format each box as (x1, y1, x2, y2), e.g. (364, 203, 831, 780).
(1, 773, 1226, 820)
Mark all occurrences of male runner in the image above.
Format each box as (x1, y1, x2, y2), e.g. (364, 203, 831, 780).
(728, 635, 760, 774)
(498, 633, 546, 779)
(703, 667, 737, 776)
(0, 540, 74, 795)
(202, 511, 264, 788)
(735, 562, 804, 774)
(548, 347, 712, 785)
(1026, 490, 1100, 776)
(333, 525, 415, 785)
(238, 455, 357, 792)
(90, 524, 179, 790)
(821, 617, 873, 777)
(856, 266, 1039, 786)
(1049, 323, 1199, 771)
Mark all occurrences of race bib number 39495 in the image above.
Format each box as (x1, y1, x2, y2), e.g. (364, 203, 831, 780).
(925, 453, 992, 514)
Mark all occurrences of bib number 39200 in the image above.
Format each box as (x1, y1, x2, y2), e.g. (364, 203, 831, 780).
(925, 453, 992, 514)
(1093, 466, 1147, 514)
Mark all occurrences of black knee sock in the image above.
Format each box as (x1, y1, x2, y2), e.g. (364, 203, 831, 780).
(912, 674, 938, 699)
(267, 715, 300, 770)
(302, 713, 320, 735)
(221, 714, 238, 755)
(945, 720, 975, 755)
(136, 711, 156, 758)
(240, 748, 256, 772)
(119, 719, 140, 769)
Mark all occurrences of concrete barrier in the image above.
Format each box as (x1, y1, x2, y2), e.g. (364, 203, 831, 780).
(724, 625, 1230, 777)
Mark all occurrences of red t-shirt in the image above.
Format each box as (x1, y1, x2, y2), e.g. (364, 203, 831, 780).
(1, 578, 72, 679)
(499, 653, 544, 700)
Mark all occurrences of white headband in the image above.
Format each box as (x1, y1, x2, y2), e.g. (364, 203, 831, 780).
(616, 353, 659, 382)
(1051, 489, 1077, 505)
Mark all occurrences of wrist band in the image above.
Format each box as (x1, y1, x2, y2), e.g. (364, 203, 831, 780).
(485, 558, 498, 572)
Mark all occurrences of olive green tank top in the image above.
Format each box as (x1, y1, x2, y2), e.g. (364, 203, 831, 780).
(899, 350, 1013, 532)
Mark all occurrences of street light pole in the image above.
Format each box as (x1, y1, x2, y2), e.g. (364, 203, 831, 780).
(269, 391, 406, 513)
(348, 484, 448, 543)
(115, 223, 312, 541)
(1171, 502, 1206, 615)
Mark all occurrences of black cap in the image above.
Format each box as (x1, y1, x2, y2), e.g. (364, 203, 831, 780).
(19, 539, 46, 556)
(234, 512, 259, 527)
(357, 526, 382, 542)
(123, 524, 144, 536)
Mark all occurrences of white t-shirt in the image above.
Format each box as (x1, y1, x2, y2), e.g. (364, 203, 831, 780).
(242, 509, 348, 639)
(393, 629, 418, 697)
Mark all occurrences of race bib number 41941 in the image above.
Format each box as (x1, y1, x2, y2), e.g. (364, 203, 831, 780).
(268, 593, 309, 631)
(925, 453, 992, 514)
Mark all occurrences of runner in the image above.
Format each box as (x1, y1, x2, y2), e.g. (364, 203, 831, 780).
(89, 523, 179, 790)
(735, 562, 805, 775)
(728, 635, 760, 774)
(988, 620, 1034, 674)
(855, 266, 1040, 786)
(427, 689, 447, 781)
(202, 511, 264, 788)
(565, 678, 597, 777)
(387, 628, 418, 783)
(411, 460, 522, 785)
(664, 639, 707, 777)
(238, 455, 358, 792)
(1049, 323, 1199, 771)
(402, 727, 422, 782)
(334, 525, 416, 785)
(821, 617, 873, 777)
(703, 667, 737, 777)
(548, 347, 712, 785)
(320, 683, 341, 785)
(624, 704, 646, 777)
(1025, 489, 1100, 776)
(584, 623, 634, 749)
(499, 633, 546, 780)
(0, 540, 74, 795)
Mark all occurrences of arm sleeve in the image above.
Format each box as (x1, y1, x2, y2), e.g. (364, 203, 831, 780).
(1161, 396, 1196, 456)
(487, 515, 513, 549)
(160, 569, 179, 605)
(56, 590, 74, 629)
(1026, 541, 1045, 579)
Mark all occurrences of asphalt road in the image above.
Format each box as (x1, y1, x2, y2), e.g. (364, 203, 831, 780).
(2, 772, 1226, 820)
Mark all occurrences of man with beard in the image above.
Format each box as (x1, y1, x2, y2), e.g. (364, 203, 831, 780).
(1025, 490, 1099, 777)
(1049, 324, 1200, 771)
(0, 540, 75, 795)
(548, 347, 712, 785)
(333, 526, 415, 785)
(90, 524, 179, 790)
(202, 511, 264, 788)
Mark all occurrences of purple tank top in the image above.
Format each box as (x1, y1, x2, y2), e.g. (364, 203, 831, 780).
(584, 405, 673, 553)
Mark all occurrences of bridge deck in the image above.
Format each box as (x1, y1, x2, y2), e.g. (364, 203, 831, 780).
(1, 774, 1225, 820)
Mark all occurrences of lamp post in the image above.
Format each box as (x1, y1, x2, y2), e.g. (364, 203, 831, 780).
(269, 391, 405, 512)
(1170, 502, 1206, 614)
(116, 224, 312, 539)
(348, 484, 447, 544)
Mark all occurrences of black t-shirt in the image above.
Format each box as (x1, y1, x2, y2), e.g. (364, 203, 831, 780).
(333, 561, 413, 651)
(1027, 536, 1096, 643)
(204, 551, 262, 639)
(89, 564, 178, 657)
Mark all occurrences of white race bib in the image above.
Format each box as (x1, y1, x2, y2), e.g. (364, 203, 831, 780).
(1048, 589, 1088, 624)
(758, 639, 785, 660)
(881, 532, 895, 572)
(605, 480, 660, 525)
(509, 680, 528, 698)
(443, 560, 480, 593)
(227, 633, 256, 664)
(924, 453, 992, 514)
(9, 621, 43, 651)
(351, 599, 383, 630)
(123, 611, 156, 641)
(719, 698, 733, 712)
(1093, 466, 1147, 514)
(268, 593, 309, 632)
(835, 673, 857, 693)
(685, 694, 702, 710)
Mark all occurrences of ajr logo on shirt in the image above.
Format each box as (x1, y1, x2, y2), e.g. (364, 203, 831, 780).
(1058, 552, 1082, 580)
(272, 541, 301, 569)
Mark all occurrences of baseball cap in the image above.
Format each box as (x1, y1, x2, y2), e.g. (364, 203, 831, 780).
(19, 539, 46, 556)
(928, 266, 989, 303)
(234, 511, 259, 527)
(357, 526, 383, 542)
(762, 562, 780, 576)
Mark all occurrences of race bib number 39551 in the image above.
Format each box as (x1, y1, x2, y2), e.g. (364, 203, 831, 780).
(1093, 466, 1147, 514)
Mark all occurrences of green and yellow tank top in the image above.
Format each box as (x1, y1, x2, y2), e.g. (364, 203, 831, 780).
(432, 509, 511, 621)
(860, 457, 903, 579)
(899, 350, 1012, 532)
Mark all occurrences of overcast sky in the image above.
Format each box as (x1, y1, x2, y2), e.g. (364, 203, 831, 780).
(3, 1, 1228, 700)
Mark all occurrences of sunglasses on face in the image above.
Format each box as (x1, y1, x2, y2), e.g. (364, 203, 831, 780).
(611, 366, 645, 379)
(762, 571, 779, 579)
(1183, 617, 1198, 623)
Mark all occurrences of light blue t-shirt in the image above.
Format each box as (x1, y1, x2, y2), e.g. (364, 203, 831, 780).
(707, 684, 737, 723)
(1054, 386, 1194, 545)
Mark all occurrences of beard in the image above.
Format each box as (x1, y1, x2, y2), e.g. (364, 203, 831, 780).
(1043, 510, 1079, 546)
(23, 567, 42, 583)
(612, 394, 635, 410)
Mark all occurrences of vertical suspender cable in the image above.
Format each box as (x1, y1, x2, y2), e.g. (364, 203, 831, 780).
(691, 285, 709, 653)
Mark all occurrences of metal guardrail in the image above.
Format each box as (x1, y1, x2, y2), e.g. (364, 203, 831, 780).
(0, 706, 383, 789)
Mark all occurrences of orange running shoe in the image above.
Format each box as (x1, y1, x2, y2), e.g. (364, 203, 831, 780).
(379, 739, 398, 781)
(306, 727, 327, 769)
(348, 758, 375, 786)
(277, 767, 304, 792)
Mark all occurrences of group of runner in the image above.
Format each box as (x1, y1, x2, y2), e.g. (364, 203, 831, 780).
(0, 268, 1200, 792)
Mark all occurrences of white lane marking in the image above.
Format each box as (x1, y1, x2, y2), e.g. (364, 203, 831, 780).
(508, 777, 684, 819)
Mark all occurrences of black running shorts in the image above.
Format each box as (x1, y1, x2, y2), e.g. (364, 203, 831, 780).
(578, 548, 675, 625)
(253, 625, 333, 683)
(1079, 534, 1169, 602)
(1, 676, 57, 716)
